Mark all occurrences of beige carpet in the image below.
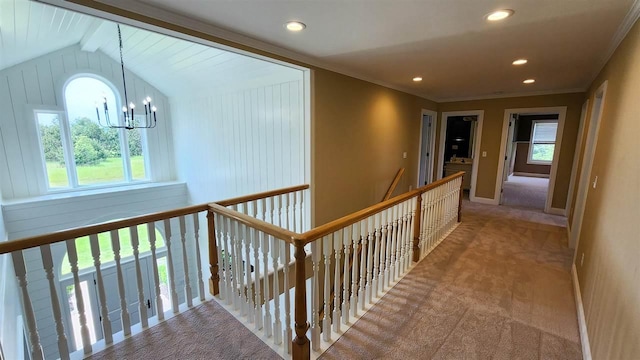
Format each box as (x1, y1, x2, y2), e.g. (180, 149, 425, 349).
(88, 301, 281, 360)
(320, 200, 581, 359)
(501, 175, 549, 210)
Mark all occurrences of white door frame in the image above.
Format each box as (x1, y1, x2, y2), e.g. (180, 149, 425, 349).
(495, 106, 567, 213)
(499, 114, 517, 204)
(437, 110, 484, 202)
(417, 109, 438, 187)
(566, 99, 590, 223)
(570, 81, 608, 250)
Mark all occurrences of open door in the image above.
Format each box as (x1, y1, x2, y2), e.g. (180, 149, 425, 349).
(500, 115, 517, 204)
(418, 111, 436, 186)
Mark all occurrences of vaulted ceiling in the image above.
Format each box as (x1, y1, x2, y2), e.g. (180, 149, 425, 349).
(0, 0, 300, 97)
(112, 0, 637, 101)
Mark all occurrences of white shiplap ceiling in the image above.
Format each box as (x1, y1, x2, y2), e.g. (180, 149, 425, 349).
(0, 0, 300, 97)
(107, 0, 637, 101)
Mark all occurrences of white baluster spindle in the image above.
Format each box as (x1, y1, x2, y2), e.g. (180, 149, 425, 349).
(129, 227, 149, 328)
(110, 230, 131, 336)
(163, 219, 180, 313)
(40, 245, 70, 360)
(66, 238, 93, 353)
(89, 234, 113, 343)
(12, 251, 44, 360)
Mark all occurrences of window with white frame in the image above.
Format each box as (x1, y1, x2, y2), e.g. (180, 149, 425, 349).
(35, 76, 148, 190)
(527, 120, 558, 165)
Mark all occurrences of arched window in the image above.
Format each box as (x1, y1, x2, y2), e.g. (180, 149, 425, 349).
(35, 75, 148, 189)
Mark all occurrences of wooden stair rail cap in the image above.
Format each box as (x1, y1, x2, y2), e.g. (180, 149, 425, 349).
(296, 172, 464, 244)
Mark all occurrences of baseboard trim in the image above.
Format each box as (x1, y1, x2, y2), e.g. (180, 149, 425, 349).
(572, 264, 592, 360)
(470, 196, 498, 205)
(512, 172, 550, 178)
(548, 207, 566, 216)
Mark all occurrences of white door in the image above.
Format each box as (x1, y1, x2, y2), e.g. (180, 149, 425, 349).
(418, 114, 434, 186)
(102, 257, 156, 334)
(500, 116, 516, 204)
(59, 273, 102, 352)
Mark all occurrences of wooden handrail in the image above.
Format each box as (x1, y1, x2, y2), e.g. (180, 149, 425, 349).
(0, 204, 209, 255)
(217, 184, 310, 207)
(0, 184, 310, 255)
(208, 203, 298, 244)
(382, 168, 405, 202)
(295, 172, 465, 244)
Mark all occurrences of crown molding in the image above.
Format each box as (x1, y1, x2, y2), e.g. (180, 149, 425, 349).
(587, 0, 640, 89)
(434, 88, 587, 103)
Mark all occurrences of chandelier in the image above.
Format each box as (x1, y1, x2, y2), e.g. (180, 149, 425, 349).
(96, 24, 157, 129)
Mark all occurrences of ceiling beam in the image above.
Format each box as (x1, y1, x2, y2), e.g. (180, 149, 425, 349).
(80, 19, 112, 52)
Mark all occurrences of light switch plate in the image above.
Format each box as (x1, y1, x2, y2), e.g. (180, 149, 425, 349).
(482, 151, 487, 157)
(403, 152, 407, 159)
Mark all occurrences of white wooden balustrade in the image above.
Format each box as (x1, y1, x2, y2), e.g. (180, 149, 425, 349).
(0, 176, 462, 360)
(0, 204, 210, 360)
(207, 174, 463, 359)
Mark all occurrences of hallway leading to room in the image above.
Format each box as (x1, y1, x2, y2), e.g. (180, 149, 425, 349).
(501, 175, 549, 211)
(321, 200, 579, 359)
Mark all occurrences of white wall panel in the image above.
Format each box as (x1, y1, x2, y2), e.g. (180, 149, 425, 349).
(171, 79, 306, 204)
(0, 45, 176, 200)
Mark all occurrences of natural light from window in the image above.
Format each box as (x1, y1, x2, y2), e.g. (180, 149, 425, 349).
(36, 76, 148, 190)
(528, 121, 557, 164)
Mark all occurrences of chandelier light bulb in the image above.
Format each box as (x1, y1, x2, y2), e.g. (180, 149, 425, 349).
(129, 102, 135, 109)
(151, 106, 157, 112)
(122, 106, 127, 112)
(146, 96, 152, 102)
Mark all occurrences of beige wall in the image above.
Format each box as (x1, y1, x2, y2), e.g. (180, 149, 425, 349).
(313, 68, 437, 225)
(573, 20, 640, 360)
(438, 93, 584, 208)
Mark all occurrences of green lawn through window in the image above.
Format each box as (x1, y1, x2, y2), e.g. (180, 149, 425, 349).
(47, 156, 145, 188)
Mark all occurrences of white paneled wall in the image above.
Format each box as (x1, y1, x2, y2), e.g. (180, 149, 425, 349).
(171, 79, 306, 204)
(0, 45, 176, 200)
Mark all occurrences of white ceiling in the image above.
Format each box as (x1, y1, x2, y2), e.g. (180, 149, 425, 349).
(125, 0, 637, 101)
(0, 0, 301, 97)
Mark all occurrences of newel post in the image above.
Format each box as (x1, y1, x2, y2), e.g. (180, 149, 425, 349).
(292, 240, 310, 359)
(458, 174, 464, 222)
(412, 194, 422, 262)
(207, 210, 220, 296)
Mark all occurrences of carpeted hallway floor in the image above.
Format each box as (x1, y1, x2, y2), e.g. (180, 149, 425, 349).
(89, 200, 579, 359)
(320, 200, 580, 359)
(501, 175, 549, 211)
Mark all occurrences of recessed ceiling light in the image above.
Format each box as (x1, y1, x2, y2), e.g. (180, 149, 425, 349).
(486, 9, 514, 21)
(413, 76, 423, 82)
(285, 21, 306, 32)
(512, 59, 528, 65)
(523, 79, 536, 84)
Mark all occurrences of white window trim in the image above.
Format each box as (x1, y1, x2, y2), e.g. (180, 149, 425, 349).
(32, 74, 151, 194)
(527, 120, 557, 165)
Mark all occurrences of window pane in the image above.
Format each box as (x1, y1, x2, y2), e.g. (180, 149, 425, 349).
(37, 113, 69, 188)
(65, 77, 126, 185)
(129, 127, 147, 180)
(532, 122, 558, 143)
(531, 144, 555, 162)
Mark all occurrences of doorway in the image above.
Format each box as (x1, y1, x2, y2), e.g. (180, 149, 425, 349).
(437, 110, 484, 201)
(570, 81, 607, 249)
(59, 254, 171, 351)
(417, 110, 437, 186)
(496, 107, 567, 213)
